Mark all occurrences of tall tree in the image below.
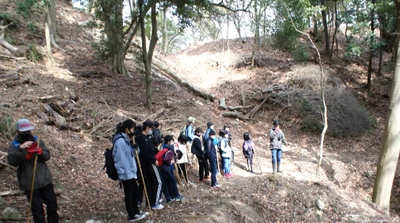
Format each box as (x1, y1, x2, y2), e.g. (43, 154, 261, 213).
(320, 0, 330, 54)
(372, 0, 400, 213)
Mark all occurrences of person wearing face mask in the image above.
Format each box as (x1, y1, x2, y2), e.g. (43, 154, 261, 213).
(204, 130, 220, 190)
(8, 119, 59, 223)
(136, 119, 164, 210)
(112, 119, 146, 222)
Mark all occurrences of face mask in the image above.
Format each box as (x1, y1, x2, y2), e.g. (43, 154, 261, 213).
(147, 129, 153, 135)
(19, 133, 34, 142)
(169, 141, 174, 145)
(128, 131, 135, 138)
(210, 126, 214, 130)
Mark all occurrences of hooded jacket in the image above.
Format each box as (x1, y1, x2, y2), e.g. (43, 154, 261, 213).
(8, 135, 53, 191)
(112, 133, 138, 181)
(136, 133, 157, 166)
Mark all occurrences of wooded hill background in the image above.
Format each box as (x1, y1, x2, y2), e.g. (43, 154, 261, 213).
(0, 0, 399, 222)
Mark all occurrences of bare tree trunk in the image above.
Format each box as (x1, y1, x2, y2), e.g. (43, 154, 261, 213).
(251, 0, 259, 67)
(367, 0, 376, 93)
(321, 0, 330, 54)
(378, 46, 383, 76)
(372, 0, 400, 213)
(329, 2, 338, 60)
(161, 6, 167, 56)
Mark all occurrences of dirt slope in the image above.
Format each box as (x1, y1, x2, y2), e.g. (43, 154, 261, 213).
(0, 2, 399, 223)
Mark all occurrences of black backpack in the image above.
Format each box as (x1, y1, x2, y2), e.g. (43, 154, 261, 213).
(103, 135, 124, 181)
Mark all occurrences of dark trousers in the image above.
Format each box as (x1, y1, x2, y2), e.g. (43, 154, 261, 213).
(160, 166, 180, 200)
(197, 156, 208, 181)
(122, 179, 141, 219)
(142, 163, 162, 207)
(177, 163, 188, 183)
(246, 154, 254, 171)
(25, 183, 59, 223)
(209, 157, 217, 187)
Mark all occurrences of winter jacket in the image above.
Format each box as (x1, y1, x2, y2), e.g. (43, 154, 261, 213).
(205, 138, 217, 159)
(136, 133, 156, 166)
(186, 124, 195, 142)
(220, 138, 232, 158)
(243, 139, 255, 156)
(190, 135, 203, 157)
(8, 135, 53, 191)
(112, 133, 138, 181)
(176, 142, 189, 164)
(269, 128, 287, 149)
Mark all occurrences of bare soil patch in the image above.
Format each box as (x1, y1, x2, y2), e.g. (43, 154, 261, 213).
(0, 2, 399, 223)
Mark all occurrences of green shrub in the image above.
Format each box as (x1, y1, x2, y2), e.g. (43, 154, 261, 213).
(292, 44, 310, 63)
(27, 22, 37, 32)
(26, 43, 43, 62)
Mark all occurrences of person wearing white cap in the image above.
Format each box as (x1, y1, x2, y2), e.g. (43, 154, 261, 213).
(8, 119, 59, 223)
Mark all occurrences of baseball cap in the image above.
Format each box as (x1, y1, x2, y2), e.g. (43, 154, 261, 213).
(273, 120, 280, 126)
(207, 121, 213, 128)
(188, 117, 196, 123)
(17, 119, 34, 132)
(143, 119, 155, 129)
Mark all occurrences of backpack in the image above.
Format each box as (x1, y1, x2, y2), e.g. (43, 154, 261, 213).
(243, 140, 254, 155)
(103, 135, 124, 181)
(218, 138, 227, 154)
(180, 124, 188, 136)
(155, 148, 169, 166)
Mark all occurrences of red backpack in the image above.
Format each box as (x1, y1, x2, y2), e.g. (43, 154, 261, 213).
(155, 148, 169, 166)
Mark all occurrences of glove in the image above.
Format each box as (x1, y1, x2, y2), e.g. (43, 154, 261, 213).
(25, 143, 43, 160)
(27, 144, 43, 155)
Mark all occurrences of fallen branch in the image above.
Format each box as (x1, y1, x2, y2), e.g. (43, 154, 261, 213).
(0, 160, 16, 170)
(152, 57, 216, 102)
(0, 39, 18, 53)
(0, 73, 19, 83)
(0, 151, 7, 156)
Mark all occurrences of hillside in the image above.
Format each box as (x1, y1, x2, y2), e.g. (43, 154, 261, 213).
(1, 2, 399, 223)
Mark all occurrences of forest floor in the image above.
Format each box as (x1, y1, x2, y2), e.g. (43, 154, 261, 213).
(0, 2, 399, 223)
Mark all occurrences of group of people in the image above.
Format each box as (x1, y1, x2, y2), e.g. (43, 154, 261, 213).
(7, 117, 289, 223)
(184, 117, 234, 190)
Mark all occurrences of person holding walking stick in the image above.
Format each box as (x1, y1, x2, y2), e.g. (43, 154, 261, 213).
(137, 119, 164, 210)
(112, 119, 146, 222)
(8, 119, 59, 223)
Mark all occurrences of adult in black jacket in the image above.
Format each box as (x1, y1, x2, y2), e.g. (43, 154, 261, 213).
(191, 127, 209, 183)
(136, 119, 164, 210)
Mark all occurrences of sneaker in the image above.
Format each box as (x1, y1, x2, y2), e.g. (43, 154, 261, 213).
(210, 186, 220, 190)
(175, 195, 184, 202)
(151, 204, 164, 210)
(198, 180, 204, 183)
(129, 214, 146, 222)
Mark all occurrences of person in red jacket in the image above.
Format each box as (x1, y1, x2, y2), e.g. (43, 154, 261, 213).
(8, 119, 59, 223)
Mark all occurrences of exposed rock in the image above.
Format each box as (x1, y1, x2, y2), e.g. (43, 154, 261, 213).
(2, 207, 22, 221)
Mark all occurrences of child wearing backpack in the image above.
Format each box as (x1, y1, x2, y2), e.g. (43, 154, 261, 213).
(158, 135, 184, 202)
(112, 120, 146, 222)
(242, 132, 255, 173)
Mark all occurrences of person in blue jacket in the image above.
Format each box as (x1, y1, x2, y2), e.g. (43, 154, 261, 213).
(112, 119, 146, 222)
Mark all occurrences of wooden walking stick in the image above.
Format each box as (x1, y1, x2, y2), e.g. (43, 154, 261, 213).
(133, 138, 152, 216)
(28, 136, 40, 223)
(176, 162, 190, 193)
